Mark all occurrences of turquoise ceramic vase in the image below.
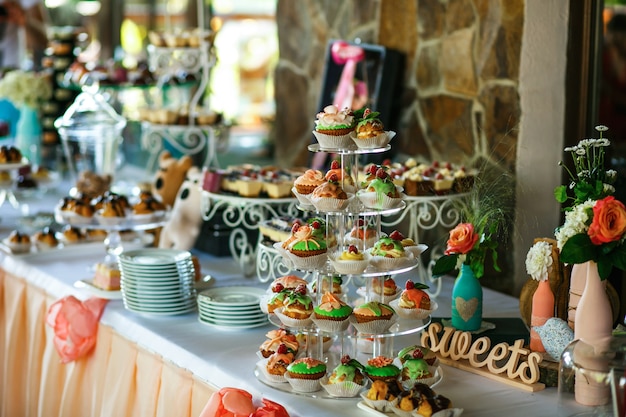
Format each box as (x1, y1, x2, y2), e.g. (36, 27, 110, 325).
(451, 263, 483, 331)
(14, 104, 42, 165)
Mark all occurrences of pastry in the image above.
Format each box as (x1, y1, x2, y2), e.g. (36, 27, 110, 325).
(72, 201, 95, 219)
(398, 280, 431, 310)
(365, 168, 400, 198)
(0, 145, 22, 163)
(293, 169, 324, 195)
(396, 382, 452, 417)
(265, 343, 295, 377)
(325, 160, 355, 189)
(401, 357, 433, 382)
(352, 301, 395, 324)
(313, 291, 353, 321)
(310, 274, 343, 294)
(270, 275, 309, 293)
(355, 108, 384, 139)
(61, 225, 86, 244)
(372, 276, 398, 296)
(366, 379, 403, 402)
(339, 244, 365, 261)
(259, 329, 299, 358)
(282, 222, 327, 258)
(371, 236, 406, 258)
(453, 165, 476, 193)
(349, 218, 377, 244)
(328, 355, 365, 385)
(363, 356, 401, 382)
(280, 284, 313, 320)
(310, 174, 349, 208)
(92, 262, 121, 291)
(286, 357, 327, 380)
(6, 230, 31, 253)
(314, 104, 355, 136)
(397, 345, 438, 366)
(33, 227, 59, 248)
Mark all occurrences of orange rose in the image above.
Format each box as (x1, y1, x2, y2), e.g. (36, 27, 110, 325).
(445, 222, 479, 255)
(588, 196, 626, 245)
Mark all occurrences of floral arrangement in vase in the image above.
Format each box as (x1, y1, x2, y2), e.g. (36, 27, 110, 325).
(554, 125, 626, 280)
(0, 69, 52, 109)
(525, 240, 555, 352)
(431, 168, 514, 331)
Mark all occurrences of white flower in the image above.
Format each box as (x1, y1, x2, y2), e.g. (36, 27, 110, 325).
(455, 254, 467, 270)
(555, 199, 596, 250)
(525, 241, 554, 281)
(595, 125, 609, 132)
(0, 70, 52, 109)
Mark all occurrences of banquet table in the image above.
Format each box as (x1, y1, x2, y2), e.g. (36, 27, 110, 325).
(0, 184, 590, 417)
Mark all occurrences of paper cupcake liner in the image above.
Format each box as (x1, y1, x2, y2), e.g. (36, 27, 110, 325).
(390, 299, 438, 320)
(329, 252, 371, 275)
(309, 194, 353, 212)
(350, 130, 396, 149)
(312, 130, 357, 150)
(360, 392, 398, 413)
(356, 287, 402, 304)
(320, 377, 367, 398)
(403, 244, 428, 258)
(357, 190, 405, 210)
(258, 294, 270, 314)
(274, 308, 313, 328)
(368, 253, 416, 271)
(285, 374, 323, 392)
(310, 316, 351, 333)
(285, 251, 328, 271)
(400, 374, 438, 389)
(291, 187, 314, 208)
(350, 315, 396, 334)
(259, 359, 289, 384)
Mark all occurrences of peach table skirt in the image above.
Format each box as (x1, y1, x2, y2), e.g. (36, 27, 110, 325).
(0, 268, 216, 417)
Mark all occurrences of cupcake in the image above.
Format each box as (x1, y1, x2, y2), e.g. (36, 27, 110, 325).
(275, 284, 314, 327)
(312, 291, 353, 332)
(282, 222, 328, 270)
(309, 173, 351, 212)
(369, 235, 412, 270)
(286, 357, 327, 392)
(372, 276, 399, 297)
(263, 343, 295, 383)
(330, 244, 370, 275)
(325, 160, 356, 193)
(351, 108, 395, 149)
(397, 345, 438, 366)
(351, 301, 396, 333)
(322, 355, 366, 398)
(270, 275, 309, 293)
(392, 279, 435, 320)
(33, 227, 59, 250)
(346, 218, 378, 247)
(60, 225, 86, 244)
(293, 169, 324, 195)
(313, 105, 356, 149)
(311, 274, 343, 294)
(259, 329, 299, 358)
(364, 356, 401, 382)
(357, 167, 403, 210)
(399, 359, 438, 390)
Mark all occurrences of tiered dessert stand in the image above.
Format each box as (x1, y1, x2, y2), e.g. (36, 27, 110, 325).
(254, 137, 434, 398)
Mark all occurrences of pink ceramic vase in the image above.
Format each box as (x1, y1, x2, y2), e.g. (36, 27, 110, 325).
(573, 260, 613, 406)
(567, 262, 586, 330)
(530, 279, 555, 352)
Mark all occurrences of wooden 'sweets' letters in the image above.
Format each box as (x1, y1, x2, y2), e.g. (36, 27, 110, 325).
(421, 323, 545, 392)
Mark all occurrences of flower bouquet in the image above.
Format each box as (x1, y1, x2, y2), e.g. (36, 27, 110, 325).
(0, 69, 52, 109)
(554, 125, 626, 280)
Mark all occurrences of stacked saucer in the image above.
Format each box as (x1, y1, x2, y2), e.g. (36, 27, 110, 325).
(197, 286, 268, 330)
(118, 249, 197, 316)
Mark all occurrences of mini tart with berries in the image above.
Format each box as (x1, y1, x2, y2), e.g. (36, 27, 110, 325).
(357, 168, 403, 210)
(330, 244, 370, 275)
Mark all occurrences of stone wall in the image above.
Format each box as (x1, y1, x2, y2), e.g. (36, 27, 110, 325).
(274, 0, 525, 293)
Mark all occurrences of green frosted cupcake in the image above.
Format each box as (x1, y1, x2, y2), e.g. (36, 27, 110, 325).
(364, 356, 401, 382)
(313, 292, 353, 321)
(401, 358, 432, 381)
(287, 357, 327, 380)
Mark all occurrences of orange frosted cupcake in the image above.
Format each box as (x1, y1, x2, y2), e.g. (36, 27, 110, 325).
(294, 169, 324, 195)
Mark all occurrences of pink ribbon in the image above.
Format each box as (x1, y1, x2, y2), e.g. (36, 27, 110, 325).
(331, 41, 365, 110)
(46, 296, 108, 363)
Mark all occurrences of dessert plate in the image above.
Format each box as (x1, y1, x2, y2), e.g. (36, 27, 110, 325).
(198, 286, 266, 307)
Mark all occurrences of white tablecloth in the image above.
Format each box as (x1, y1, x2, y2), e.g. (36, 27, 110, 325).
(0, 183, 588, 417)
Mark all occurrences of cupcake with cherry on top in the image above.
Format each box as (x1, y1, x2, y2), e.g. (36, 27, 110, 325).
(357, 167, 403, 210)
(330, 244, 370, 275)
(311, 291, 353, 332)
(321, 355, 367, 398)
(274, 284, 314, 327)
(391, 279, 436, 320)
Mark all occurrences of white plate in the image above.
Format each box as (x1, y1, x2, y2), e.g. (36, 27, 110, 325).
(198, 302, 263, 313)
(119, 248, 191, 266)
(198, 309, 266, 321)
(124, 304, 197, 316)
(121, 289, 195, 302)
(198, 312, 268, 325)
(197, 286, 266, 307)
(123, 299, 196, 312)
(198, 316, 270, 330)
(0, 158, 29, 171)
(74, 279, 123, 300)
(198, 305, 264, 316)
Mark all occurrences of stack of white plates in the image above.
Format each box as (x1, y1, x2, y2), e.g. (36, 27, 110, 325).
(197, 286, 268, 330)
(118, 249, 197, 316)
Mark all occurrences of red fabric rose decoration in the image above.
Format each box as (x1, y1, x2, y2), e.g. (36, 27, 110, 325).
(445, 222, 479, 255)
(199, 388, 255, 417)
(46, 296, 108, 363)
(250, 399, 290, 417)
(588, 196, 626, 245)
